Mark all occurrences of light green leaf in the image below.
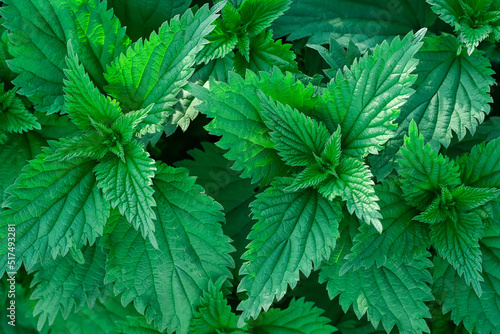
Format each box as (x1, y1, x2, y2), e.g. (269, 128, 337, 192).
(104, 3, 222, 131)
(94, 141, 157, 247)
(430, 211, 484, 296)
(239, 0, 291, 36)
(107, 0, 192, 41)
(31, 245, 109, 330)
(0, 145, 110, 274)
(234, 31, 298, 75)
(197, 22, 238, 64)
(104, 164, 234, 334)
(0, 0, 130, 113)
(319, 29, 425, 159)
(371, 34, 495, 179)
(189, 68, 319, 185)
(237, 178, 342, 324)
(342, 178, 430, 272)
(260, 95, 329, 167)
(318, 158, 382, 232)
(272, 0, 435, 51)
(320, 219, 433, 334)
(433, 227, 500, 334)
(110, 104, 153, 144)
(189, 279, 241, 334)
(248, 298, 336, 334)
(63, 42, 122, 130)
(398, 120, 461, 210)
(50, 132, 108, 161)
(287, 165, 330, 192)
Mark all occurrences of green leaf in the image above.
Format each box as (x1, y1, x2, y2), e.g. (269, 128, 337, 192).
(110, 104, 153, 144)
(30, 245, 109, 330)
(189, 68, 319, 185)
(49, 132, 109, 161)
(427, 0, 500, 54)
(318, 158, 382, 232)
(307, 38, 361, 77)
(197, 22, 238, 64)
(113, 316, 163, 334)
(433, 227, 500, 334)
(0, 21, 14, 83)
(452, 185, 500, 210)
(415, 196, 452, 224)
(320, 219, 433, 334)
(272, 0, 435, 51)
(237, 178, 342, 324)
(398, 120, 461, 210)
(0, 132, 45, 202)
(458, 137, 500, 188)
(175, 142, 256, 270)
(104, 163, 234, 334)
(0, 0, 130, 113)
(104, 3, 222, 131)
(0, 145, 110, 274)
(234, 31, 298, 76)
(371, 34, 495, 179)
(106, 0, 192, 41)
(430, 211, 484, 296)
(342, 178, 430, 272)
(319, 29, 425, 159)
(189, 279, 241, 333)
(0, 83, 40, 134)
(41, 293, 142, 334)
(94, 141, 157, 247)
(287, 165, 330, 192)
(63, 42, 122, 131)
(260, 94, 329, 167)
(239, 0, 291, 36)
(248, 298, 336, 334)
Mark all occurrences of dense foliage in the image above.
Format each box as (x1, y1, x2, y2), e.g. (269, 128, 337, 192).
(1, 0, 500, 333)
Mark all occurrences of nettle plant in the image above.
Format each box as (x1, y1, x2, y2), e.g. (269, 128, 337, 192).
(1, 0, 500, 333)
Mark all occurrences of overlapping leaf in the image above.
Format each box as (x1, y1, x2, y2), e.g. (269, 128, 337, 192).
(371, 34, 494, 179)
(0, 0, 130, 113)
(433, 227, 500, 334)
(237, 178, 342, 324)
(342, 178, 430, 272)
(104, 164, 234, 334)
(428, 0, 500, 54)
(30, 245, 109, 330)
(430, 211, 484, 296)
(320, 218, 433, 334)
(318, 29, 425, 158)
(272, 0, 435, 51)
(234, 31, 298, 75)
(248, 298, 336, 334)
(189, 68, 319, 185)
(104, 3, 222, 133)
(0, 145, 110, 274)
(94, 141, 157, 247)
(398, 120, 461, 210)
